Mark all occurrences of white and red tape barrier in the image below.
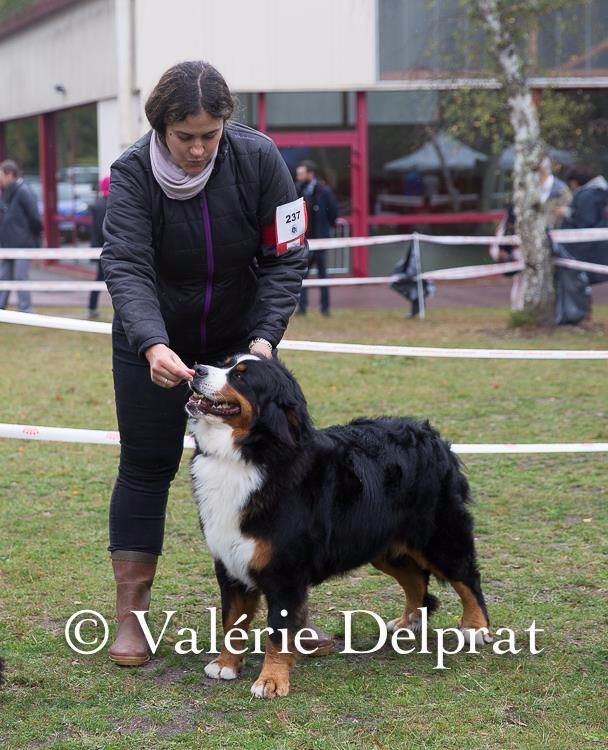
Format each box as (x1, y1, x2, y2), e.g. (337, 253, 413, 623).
(1, 423, 606, 454)
(1, 230, 606, 454)
(1, 310, 607, 360)
(0, 228, 606, 289)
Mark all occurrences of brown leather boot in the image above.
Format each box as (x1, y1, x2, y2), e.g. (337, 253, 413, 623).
(109, 551, 157, 666)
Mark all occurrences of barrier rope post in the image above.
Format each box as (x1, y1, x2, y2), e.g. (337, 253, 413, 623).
(413, 233, 426, 320)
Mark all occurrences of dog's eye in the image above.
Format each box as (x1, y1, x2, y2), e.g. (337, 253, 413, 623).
(233, 371, 244, 381)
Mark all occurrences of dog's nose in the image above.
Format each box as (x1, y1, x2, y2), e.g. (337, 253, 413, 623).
(194, 364, 208, 378)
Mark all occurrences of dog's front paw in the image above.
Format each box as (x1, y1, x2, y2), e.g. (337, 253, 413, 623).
(250, 676, 290, 699)
(387, 611, 423, 633)
(205, 656, 242, 681)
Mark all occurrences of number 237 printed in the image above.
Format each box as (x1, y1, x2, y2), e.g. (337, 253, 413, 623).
(285, 210, 301, 223)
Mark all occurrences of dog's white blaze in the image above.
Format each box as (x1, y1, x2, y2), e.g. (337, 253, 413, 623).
(195, 355, 260, 401)
(191, 441, 264, 590)
(196, 364, 229, 397)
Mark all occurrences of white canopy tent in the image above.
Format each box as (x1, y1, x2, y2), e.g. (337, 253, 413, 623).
(384, 132, 488, 173)
(499, 145, 578, 170)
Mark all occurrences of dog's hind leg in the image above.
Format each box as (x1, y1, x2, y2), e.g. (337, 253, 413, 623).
(205, 560, 261, 681)
(404, 546, 492, 647)
(372, 555, 439, 633)
(450, 573, 492, 647)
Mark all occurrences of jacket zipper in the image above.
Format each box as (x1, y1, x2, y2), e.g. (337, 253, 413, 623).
(200, 190, 214, 351)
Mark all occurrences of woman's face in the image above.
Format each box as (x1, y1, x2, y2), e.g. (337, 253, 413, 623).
(165, 110, 224, 176)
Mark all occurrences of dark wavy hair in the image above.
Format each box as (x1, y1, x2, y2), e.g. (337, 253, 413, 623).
(145, 61, 234, 136)
(565, 163, 597, 188)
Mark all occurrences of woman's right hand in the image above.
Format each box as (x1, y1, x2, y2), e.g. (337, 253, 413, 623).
(144, 344, 195, 388)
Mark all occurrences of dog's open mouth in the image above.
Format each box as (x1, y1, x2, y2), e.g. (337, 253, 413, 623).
(187, 393, 241, 418)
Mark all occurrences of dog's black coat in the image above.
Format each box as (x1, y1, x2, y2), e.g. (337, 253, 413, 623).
(190, 356, 489, 645)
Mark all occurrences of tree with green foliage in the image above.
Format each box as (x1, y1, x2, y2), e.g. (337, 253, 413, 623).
(442, 88, 594, 211)
(453, 0, 596, 326)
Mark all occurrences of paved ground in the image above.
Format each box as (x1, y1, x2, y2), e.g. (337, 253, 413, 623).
(7, 261, 607, 314)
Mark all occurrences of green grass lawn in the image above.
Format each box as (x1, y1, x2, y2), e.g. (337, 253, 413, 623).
(1, 306, 607, 750)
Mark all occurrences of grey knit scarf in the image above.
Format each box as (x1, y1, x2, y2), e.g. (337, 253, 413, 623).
(149, 129, 219, 200)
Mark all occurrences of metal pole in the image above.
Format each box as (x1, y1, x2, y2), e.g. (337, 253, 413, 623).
(413, 233, 426, 320)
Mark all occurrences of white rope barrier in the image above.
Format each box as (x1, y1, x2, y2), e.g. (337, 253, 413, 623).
(1, 423, 606, 454)
(422, 261, 525, 281)
(0, 249, 102, 260)
(0, 310, 110, 334)
(452, 442, 608, 454)
(2, 226, 608, 260)
(2, 310, 606, 360)
(1, 256, 606, 292)
(0, 281, 108, 291)
(278, 338, 608, 360)
(553, 257, 608, 275)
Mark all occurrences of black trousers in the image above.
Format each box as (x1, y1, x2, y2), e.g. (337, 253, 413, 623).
(108, 330, 247, 556)
(298, 250, 329, 314)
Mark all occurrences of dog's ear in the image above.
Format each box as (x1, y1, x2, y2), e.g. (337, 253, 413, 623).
(263, 401, 297, 448)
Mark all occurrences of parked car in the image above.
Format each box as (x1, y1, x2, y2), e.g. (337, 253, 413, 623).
(24, 176, 93, 241)
(57, 166, 99, 192)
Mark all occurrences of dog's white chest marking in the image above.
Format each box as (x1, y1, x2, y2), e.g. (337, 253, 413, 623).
(191, 449, 263, 589)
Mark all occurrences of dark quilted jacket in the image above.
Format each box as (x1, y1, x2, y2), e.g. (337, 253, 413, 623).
(101, 122, 308, 357)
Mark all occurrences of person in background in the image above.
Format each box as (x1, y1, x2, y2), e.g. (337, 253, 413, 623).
(101, 60, 334, 668)
(402, 169, 425, 198)
(0, 159, 42, 314)
(87, 175, 110, 319)
(559, 163, 608, 285)
(295, 161, 338, 317)
(490, 156, 571, 311)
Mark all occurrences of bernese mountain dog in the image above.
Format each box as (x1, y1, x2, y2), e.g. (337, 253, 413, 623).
(187, 354, 491, 699)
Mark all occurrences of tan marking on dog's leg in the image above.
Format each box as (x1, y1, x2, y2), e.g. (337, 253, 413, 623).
(205, 589, 260, 681)
(451, 581, 492, 646)
(373, 556, 429, 631)
(451, 581, 488, 630)
(250, 637, 295, 699)
(249, 539, 272, 573)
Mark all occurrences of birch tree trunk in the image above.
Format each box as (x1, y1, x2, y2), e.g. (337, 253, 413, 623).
(475, 0, 555, 325)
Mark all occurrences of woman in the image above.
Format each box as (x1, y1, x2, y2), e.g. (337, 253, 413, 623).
(101, 61, 333, 665)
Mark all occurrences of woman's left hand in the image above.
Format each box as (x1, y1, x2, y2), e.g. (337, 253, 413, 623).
(249, 340, 273, 359)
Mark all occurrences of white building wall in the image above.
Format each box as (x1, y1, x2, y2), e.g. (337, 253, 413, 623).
(133, 0, 377, 101)
(0, 0, 116, 121)
(97, 99, 120, 176)
(0, 0, 378, 165)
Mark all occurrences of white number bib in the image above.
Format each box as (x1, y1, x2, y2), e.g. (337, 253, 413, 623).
(275, 197, 307, 252)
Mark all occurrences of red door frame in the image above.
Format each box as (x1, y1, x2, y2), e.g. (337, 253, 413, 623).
(259, 92, 369, 276)
(38, 112, 59, 249)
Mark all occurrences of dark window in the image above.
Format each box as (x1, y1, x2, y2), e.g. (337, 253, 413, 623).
(233, 93, 258, 128)
(266, 92, 355, 130)
(379, 0, 608, 80)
